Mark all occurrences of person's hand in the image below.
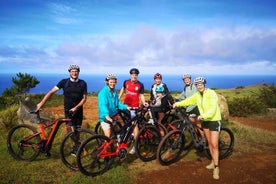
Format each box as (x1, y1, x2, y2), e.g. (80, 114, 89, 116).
(197, 116, 203, 121)
(173, 103, 177, 109)
(143, 102, 149, 107)
(36, 102, 42, 112)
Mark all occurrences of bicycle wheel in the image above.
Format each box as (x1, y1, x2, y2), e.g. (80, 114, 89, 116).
(76, 134, 115, 176)
(94, 122, 104, 135)
(157, 129, 185, 166)
(7, 124, 41, 161)
(135, 125, 162, 162)
(60, 128, 95, 170)
(167, 119, 193, 150)
(155, 122, 167, 137)
(205, 127, 235, 160)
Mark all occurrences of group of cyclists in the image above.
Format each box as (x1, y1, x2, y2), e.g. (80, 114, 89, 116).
(36, 64, 222, 180)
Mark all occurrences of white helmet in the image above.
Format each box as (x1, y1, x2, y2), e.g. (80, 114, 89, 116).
(106, 74, 117, 81)
(182, 74, 191, 79)
(68, 64, 80, 72)
(194, 77, 207, 84)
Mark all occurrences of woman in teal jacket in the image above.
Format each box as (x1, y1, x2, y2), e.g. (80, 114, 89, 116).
(173, 77, 221, 180)
(98, 74, 130, 138)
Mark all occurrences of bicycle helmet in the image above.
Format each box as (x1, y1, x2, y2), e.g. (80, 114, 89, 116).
(106, 73, 117, 81)
(155, 86, 165, 93)
(194, 77, 207, 84)
(154, 73, 162, 79)
(129, 68, 139, 75)
(68, 64, 80, 72)
(182, 74, 191, 79)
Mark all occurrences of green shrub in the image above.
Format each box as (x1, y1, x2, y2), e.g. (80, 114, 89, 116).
(228, 96, 267, 116)
(0, 105, 19, 130)
(258, 83, 276, 108)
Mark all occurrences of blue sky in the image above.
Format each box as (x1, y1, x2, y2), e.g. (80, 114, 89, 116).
(0, 0, 276, 75)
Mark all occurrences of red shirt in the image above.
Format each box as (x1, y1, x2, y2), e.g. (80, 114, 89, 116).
(122, 79, 144, 108)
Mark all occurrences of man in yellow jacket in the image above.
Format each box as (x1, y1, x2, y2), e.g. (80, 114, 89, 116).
(173, 77, 221, 180)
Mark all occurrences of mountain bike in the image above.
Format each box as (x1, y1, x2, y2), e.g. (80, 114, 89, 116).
(157, 108, 234, 166)
(76, 106, 162, 176)
(7, 110, 94, 170)
(94, 106, 167, 162)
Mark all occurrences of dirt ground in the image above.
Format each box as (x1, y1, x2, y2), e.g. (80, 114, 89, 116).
(46, 97, 276, 184)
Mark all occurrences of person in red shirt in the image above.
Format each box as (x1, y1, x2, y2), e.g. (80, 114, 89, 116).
(119, 68, 148, 154)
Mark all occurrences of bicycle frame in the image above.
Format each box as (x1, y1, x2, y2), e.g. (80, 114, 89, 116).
(167, 109, 207, 150)
(96, 107, 147, 158)
(184, 118, 206, 149)
(25, 111, 72, 153)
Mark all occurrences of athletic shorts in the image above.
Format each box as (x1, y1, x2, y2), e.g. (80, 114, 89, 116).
(130, 109, 138, 119)
(202, 121, 221, 131)
(101, 121, 111, 131)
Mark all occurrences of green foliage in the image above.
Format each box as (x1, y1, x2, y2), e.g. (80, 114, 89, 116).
(258, 83, 276, 108)
(0, 105, 19, 130)
(2, 72, 40, 96)
(228, 96, 267, 116)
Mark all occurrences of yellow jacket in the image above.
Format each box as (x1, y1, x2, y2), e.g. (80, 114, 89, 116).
(175, 88, 221, 121)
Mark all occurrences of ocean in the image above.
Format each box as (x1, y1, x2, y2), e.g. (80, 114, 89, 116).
(1, 73, 276, 94)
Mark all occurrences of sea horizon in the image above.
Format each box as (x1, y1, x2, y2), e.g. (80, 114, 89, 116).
(1, 73, 276, 95)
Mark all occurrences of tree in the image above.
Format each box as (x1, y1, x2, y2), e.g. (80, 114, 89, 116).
(3, 72, 40, 96)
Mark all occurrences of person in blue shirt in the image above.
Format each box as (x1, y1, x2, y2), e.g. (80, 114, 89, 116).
(98, 74, 130, 138)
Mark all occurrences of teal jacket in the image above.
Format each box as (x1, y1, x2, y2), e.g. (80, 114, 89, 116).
(98, 85, 128, 122)
(176, 88, 221, 121)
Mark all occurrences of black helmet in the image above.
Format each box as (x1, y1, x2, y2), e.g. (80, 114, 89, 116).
(129, 68, 139, 75)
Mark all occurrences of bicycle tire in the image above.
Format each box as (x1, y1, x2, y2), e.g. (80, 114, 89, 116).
(155, 122, 167, 137)
(76, 134, 115, 176)
(167, 119, 193, 150)
(7, 124, 41, 161)
(204, 127, 235, 160)
(157, 129, 185, 166)
(60, 128, 95, 170)
(135, 125, 162, 162)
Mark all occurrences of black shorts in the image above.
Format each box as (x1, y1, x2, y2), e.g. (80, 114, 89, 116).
(202, 121, 221, 131)
(65, 108, 83, 127)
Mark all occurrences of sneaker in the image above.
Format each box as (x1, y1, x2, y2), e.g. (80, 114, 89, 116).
(206, 161, 215, 170)
(70, 143, 80, 157)
(129, 147, 136, 155)
(213, 167, 220, 180)
(70, 147, 77, 157)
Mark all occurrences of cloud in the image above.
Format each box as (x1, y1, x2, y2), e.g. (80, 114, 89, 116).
(1, 24, 276, 74)
(48, 2, 82, 25)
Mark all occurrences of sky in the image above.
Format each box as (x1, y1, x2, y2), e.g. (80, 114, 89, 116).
(0, 0, 276, 75)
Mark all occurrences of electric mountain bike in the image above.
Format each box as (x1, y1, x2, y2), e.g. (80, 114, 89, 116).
(7, 110, 94, 170)
(157, 108, 234, 166)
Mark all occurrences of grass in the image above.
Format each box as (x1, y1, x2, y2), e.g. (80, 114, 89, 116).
(215, 84, 265, 101)
(1, 119, 275, 184)
(0, 84, 275, 183)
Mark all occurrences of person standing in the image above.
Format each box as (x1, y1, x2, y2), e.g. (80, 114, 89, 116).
(98, 74, 130, 138)
(173, 77, 221, 180)
(150, 73, 169, 102)
(36, 64, 87, 155)
(119, 68, 148, 154)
